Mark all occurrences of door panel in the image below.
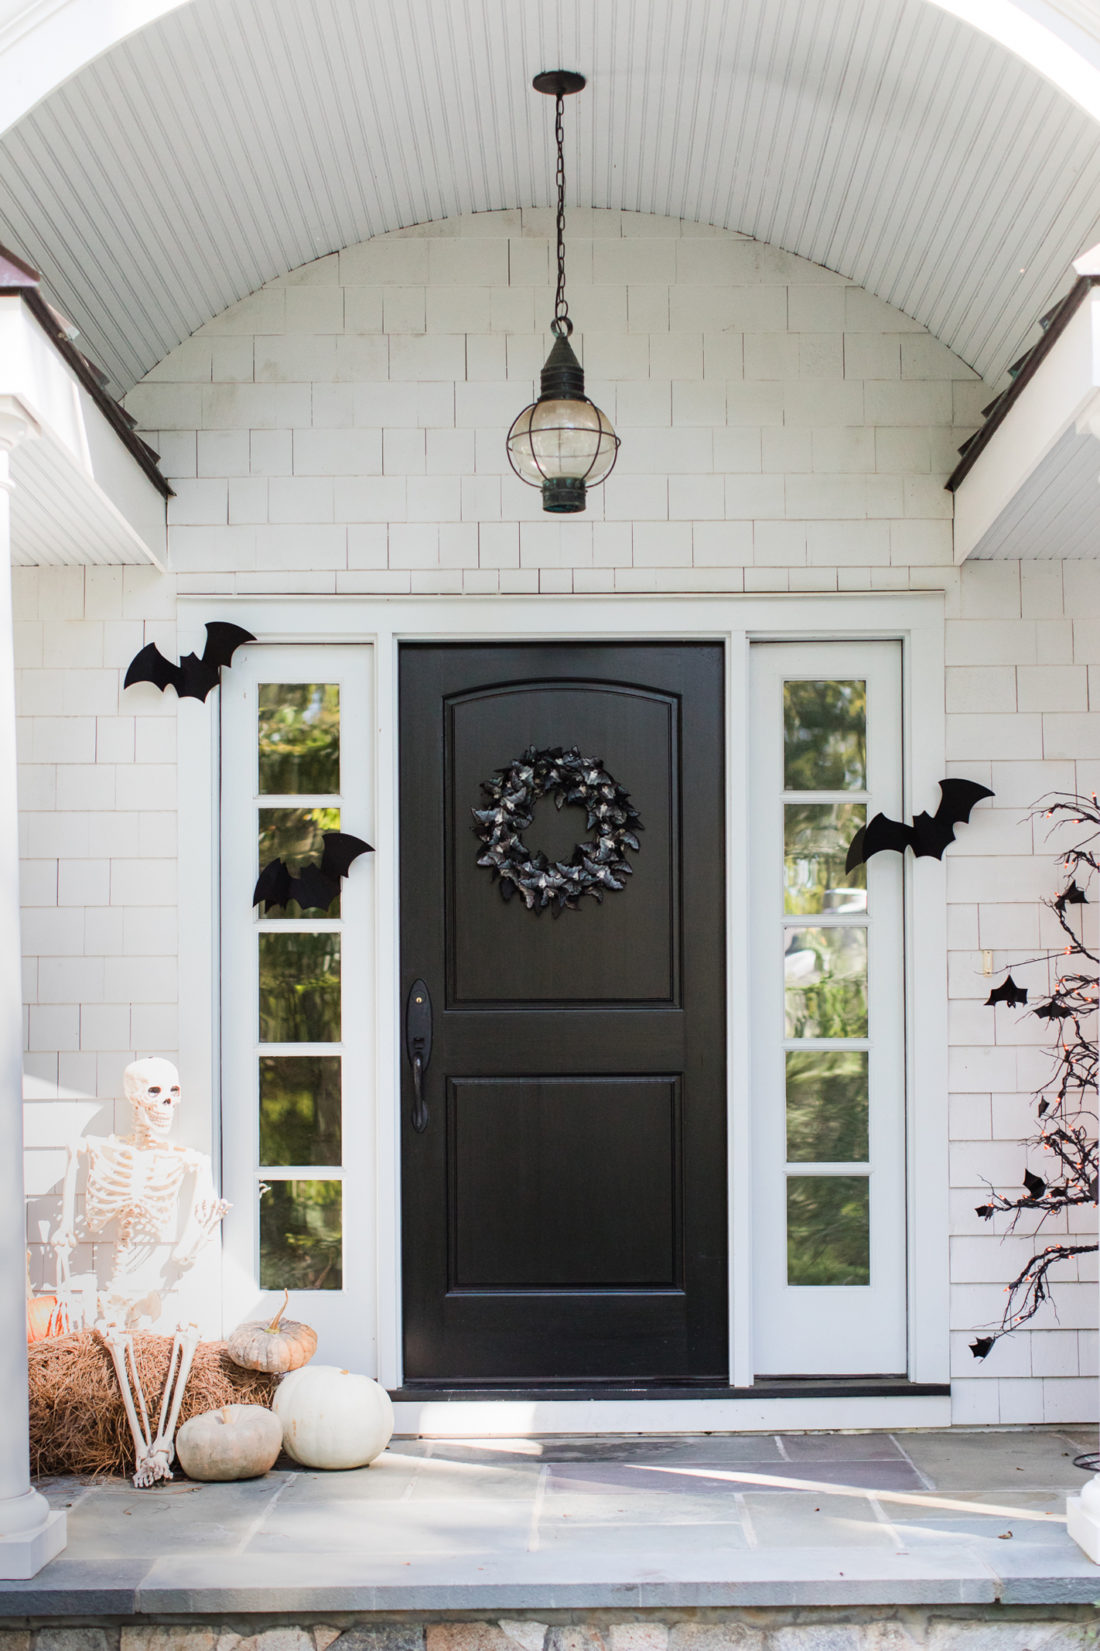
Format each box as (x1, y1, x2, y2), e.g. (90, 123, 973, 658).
(447, 683, 677, 1004)
(451, 1077, 680, 1287)
(400, 642, 726, 1384)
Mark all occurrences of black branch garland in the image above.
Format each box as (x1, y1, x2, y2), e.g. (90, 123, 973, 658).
(972, 790, 1099, 1360)
(472, 745, 643, 914)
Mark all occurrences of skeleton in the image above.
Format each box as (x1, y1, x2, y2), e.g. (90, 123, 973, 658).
(52, 1058, 229, 1487)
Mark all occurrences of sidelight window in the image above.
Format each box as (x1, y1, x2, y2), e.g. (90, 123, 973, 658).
(750, 644, 906, 1376)
(220, 645, 374, 1362)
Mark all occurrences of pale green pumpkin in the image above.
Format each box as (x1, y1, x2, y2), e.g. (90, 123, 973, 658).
(176, 1404, 283, 1481)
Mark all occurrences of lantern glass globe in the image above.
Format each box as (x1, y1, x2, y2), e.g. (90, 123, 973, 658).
(507, 398, 618, 486)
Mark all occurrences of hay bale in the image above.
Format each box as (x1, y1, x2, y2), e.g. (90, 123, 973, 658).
(29, 1330, 277, 1478)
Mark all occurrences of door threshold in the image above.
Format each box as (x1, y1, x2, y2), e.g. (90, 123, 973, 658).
(392, 1379, 948, 1401)
(391, 1383, 951, 1436)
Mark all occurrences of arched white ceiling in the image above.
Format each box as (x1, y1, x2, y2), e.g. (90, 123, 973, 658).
(1, 0, 1099, 396)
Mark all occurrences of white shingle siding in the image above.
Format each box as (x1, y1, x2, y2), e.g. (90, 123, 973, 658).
(16, 209, 1099, 1420)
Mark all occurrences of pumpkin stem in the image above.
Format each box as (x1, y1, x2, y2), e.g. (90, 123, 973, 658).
(266, 1288, 290, 1333)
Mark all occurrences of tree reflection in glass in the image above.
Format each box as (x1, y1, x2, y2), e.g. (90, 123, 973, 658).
(258, 807, 342, 917)
(785, 1050, 868, 1162)
(260, 1179, 342, 1290)
(258, 933, 341, 1043)
(787, 1175, 869, 1285)
(783, 680, 866, 791)
(259, 1055, 342, 1166)
(784, 927, 867, 1039)
(784, 803, 866, 916)
(258, 684, 340, 795)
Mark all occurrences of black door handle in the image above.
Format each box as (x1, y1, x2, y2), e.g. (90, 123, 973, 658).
(406, 979, 432, 1132)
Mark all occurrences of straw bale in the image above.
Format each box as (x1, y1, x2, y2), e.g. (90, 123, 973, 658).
(29, 1331, 276, 1477)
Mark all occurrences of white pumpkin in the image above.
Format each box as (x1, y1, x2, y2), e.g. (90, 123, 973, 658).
(272, 1363, 393, 1470)
(176, 1404, 283, 1481)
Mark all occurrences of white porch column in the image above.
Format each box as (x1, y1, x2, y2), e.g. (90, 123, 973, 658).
(0, 402, 66, 1578)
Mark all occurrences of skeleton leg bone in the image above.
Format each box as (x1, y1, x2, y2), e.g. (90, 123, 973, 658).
(98, 1323, 158, 1488)
(143, 1325, 200, 1485)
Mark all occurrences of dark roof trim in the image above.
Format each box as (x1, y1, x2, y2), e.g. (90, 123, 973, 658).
(946, 275, 1100, 493)
(0, 251, 172, 500)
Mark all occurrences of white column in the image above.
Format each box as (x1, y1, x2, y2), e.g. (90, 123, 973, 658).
(0, 403, 66, 1578)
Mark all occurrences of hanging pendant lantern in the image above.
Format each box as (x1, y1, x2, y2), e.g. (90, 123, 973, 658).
(506, 72, 619, 515)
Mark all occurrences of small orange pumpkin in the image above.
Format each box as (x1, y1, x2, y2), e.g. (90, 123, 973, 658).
(226, 1290, 317, 1374)
(26, 1294, 69, 1343)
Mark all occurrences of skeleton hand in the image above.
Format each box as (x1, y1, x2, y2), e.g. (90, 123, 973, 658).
(196, 1195, 230, 1231)
(136, 1445, 174, 1487)
(172, 1197, 229, 1263)
(133, 1442, 173, 1488)
(52, 1231, 76, 1292)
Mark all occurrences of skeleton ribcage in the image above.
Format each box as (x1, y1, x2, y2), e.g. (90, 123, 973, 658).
(85, 1141, 187, 1246)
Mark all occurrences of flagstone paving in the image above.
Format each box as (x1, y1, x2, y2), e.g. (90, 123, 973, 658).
(4, 1427, 1099, 1613)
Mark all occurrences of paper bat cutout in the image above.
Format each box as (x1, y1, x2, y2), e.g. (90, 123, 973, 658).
(1055, 880, 1089, 915)
(975, 1204, 994, 1220)
(1023, 1169, 1046, 1199)
(970, 1336, 994, 1360)
(986, 974, 1028, 1008)
(845, 778, 994, 872)
(252, 831, 373, 913)
(1034, 999, 1075, 1022)
(125, 622, 256, 702)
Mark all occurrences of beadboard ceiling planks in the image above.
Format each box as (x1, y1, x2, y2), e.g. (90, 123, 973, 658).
(1, 0, 1098, 396)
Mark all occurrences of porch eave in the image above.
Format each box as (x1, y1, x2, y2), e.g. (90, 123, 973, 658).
(948, 265, 1100, 562)
(0, 289, 170, 570)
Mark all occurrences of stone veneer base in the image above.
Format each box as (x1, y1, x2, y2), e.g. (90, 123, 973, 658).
(0, 1610, 1094, 1651)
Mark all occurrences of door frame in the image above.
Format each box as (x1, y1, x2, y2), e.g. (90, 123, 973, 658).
(179, 591, 950, 1431)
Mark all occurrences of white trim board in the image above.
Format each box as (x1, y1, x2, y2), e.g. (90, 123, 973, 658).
(177, 592, 948, 1412)
(393, 1395, 952, 1436)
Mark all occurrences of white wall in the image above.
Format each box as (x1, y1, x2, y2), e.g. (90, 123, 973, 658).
(14, 208, 1099, 1421)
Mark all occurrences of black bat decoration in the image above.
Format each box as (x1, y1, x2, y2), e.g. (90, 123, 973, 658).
(845, 778, 994, 872)
(970, 1336, 994, 1360)
(252, 831, 373, 913)
(975, 1204, 994, 1220)
(124, 622, 256, 702)
(1034, 999, 1075, 1022)
(1022, 1169, 1046, 1200)
(986, 974, 1028, 1008)
(1054, 880, 1089, 915)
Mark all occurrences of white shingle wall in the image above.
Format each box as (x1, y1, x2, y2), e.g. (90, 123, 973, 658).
(15, 209, 1099, 1420)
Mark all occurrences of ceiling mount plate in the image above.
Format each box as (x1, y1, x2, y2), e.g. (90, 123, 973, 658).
(532, 70, 586, 96)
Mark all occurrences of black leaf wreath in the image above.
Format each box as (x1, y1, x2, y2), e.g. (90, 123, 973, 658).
(473, 745, 643, 914)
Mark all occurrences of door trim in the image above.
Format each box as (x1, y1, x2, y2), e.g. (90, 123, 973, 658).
(178, 592, 948, 1415)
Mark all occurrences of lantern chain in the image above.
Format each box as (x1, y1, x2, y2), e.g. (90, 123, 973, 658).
(553, 92, 570, 333)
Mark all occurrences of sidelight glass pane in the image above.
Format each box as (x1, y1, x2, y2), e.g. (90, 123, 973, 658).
(785, 1050, 869, 1162)
(258, 684, 340, 795)
(258, 932, 341, 1043)
(259, 1055, 342, 1166)
(787, 1175, 870, 1285)
(783, 680, 866, 792)
(784, 927, 867, 1039)
(260, 1179, 342, 1290)
(784, 803, 866, 915)
(257, 807, 342, 918)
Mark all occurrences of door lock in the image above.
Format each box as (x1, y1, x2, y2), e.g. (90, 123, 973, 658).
(405, 979, 433, 1133)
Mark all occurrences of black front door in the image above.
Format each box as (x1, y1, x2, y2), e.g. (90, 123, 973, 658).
(399, 643, 726, 1384)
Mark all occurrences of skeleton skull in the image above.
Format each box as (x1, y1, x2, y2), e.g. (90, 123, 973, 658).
(123, 1057, 181, 1137)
